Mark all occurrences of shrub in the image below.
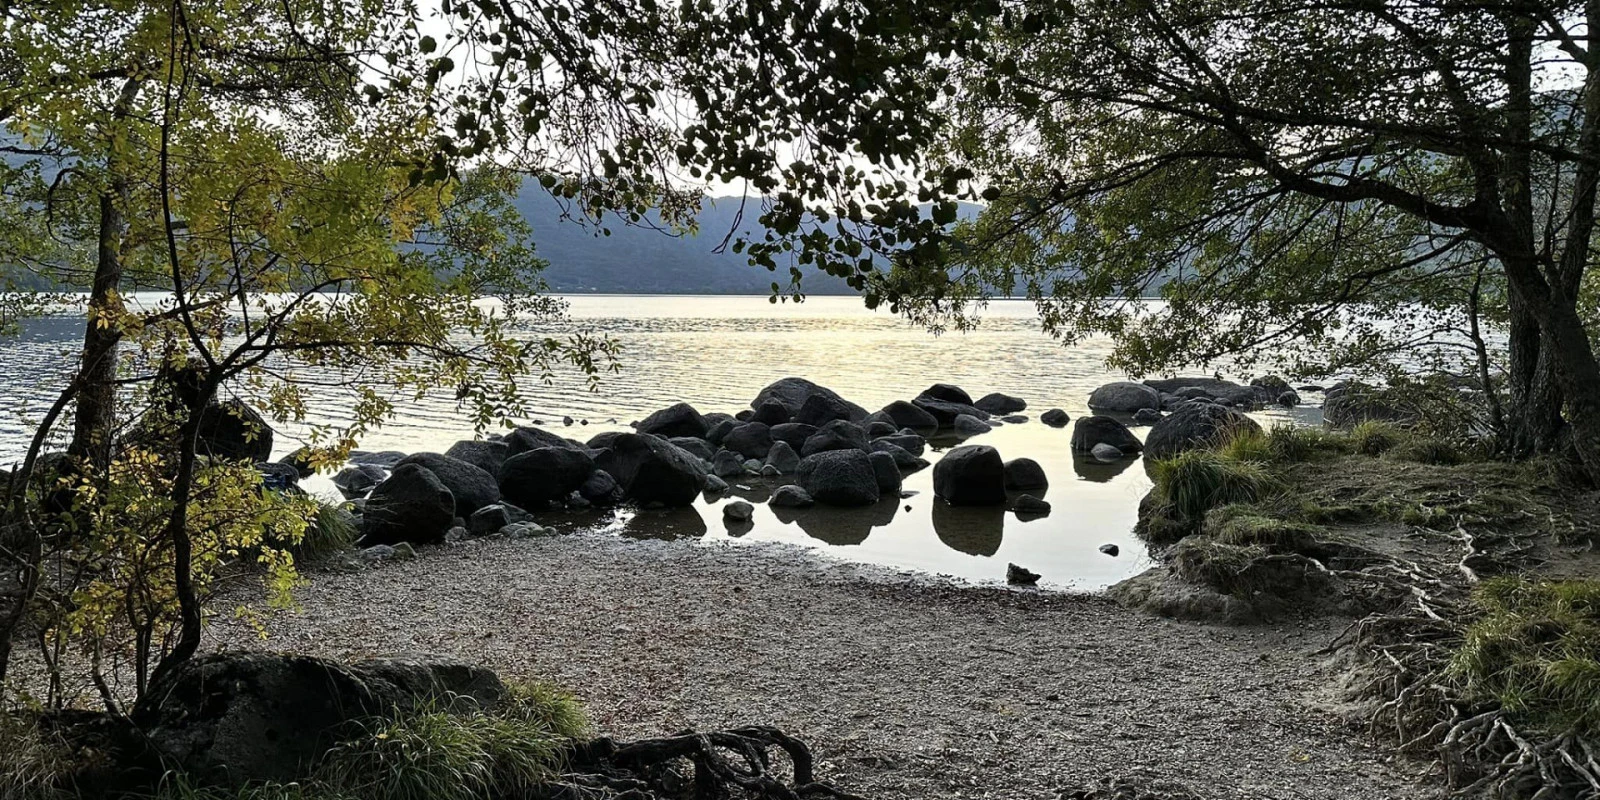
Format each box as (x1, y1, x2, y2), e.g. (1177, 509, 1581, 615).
(314, 700, 568, 800)
(1350, 420, 1405, 456)
(501, 680, 589, 741)
(1216, 430, 1273, 464)
(1149, 450, 1277, 525)
(1451, 578, 1600, 735)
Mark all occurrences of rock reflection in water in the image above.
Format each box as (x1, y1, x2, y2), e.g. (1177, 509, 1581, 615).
(770, 498, 900, 546)
(931, 501, 1006, 556)
(1072, 452, 1137, 483)
(620, 506, 707, 540)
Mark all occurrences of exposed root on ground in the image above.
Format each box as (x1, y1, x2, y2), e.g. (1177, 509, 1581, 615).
(1327, 519, 1599, 799)
(539, 726, 865, 800)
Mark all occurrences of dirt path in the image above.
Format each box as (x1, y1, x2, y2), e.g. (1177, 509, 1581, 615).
(214, 534, 1438, 799)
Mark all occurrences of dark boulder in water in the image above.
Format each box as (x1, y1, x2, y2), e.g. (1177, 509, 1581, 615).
(722, 421, 773, 459)
(636, 402, 710, 440)
(506, 426, 582, 455)
(868, 450, 903, 496)
(975, 392, 1027, 415)
(668, 437, 716, 463)
(361, 464, 455, 546)
(800, 419, 869, 457)
(1003, 457, 1049, 490)
(1070, 416, 1143, 454)
(879, 400, 940, 429)
(578, 469, 624, 506)
(751, 377, 868, 422)
(921, 383, 975, 405)
(195, 399, 274, 463)
(395, 453, 500, 517)
(594, 433, 707, 507)
(332, 463, 387, 499)
(1040, 409, 1071, 427)
(1088, 381, 1162, 412)
(444, 439, 510, 476)
(933, 444, 1006, 506)
(793, 392, 858, 427)
(1144, 403, 1262, 460)
(769, 422, 818, 452)
(796, 449, 881, 507)
(499, 447, 595, 508)
(1133, 408, 1163, 425)
(750, 399, 791, 426)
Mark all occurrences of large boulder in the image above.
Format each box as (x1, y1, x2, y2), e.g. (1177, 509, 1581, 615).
(796, 449, 881, 507)
(953, 414, 992, 436)
(765, 441, 802, 474)
(1003, 458, 1048, 490)
(578, 469, 624, 506)
(668, 437, 716, 463)
(722, 422, 773, 459)
(974, 393, 1027, 415)
(867, 451, 903, 496)
(878, 400, 940, 429)
(750, 399, 791, 426)
(800, 419, 869, 456)
(499, 447, 595, 508)
(1087, 381, 1162, 412)
(133, 653, 505, 788)
(1145, 403, 1263, 459)
(1070, 416, 1143, 454)
(769, 422, 818, 452)
(793, 393, 858, 427)
(593, 434, 707, 507)
(933, 445, 1006, 506)
(394, 453, 500, 517)
(195, 400, 274, 463)
(751, 377, 868, 422)
(921, 383, 974, 405)
(636, 402, 710, 439)
(444, 439, 510, 476)
(361, 464, 455, 546)
(1249, 375, 1293, 397)
(506, 426, 582, 455)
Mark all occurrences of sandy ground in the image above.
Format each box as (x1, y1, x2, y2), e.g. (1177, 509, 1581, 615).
(212, 533, 1443, 800)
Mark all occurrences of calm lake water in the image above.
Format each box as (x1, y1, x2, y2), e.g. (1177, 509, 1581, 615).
(0, 295, 1320, 591)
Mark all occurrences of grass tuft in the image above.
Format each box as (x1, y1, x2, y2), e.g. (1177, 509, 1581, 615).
(500, 680, 589, 741)
(1350, 420, 1405, 456)
(1386, 437, 1467, 466)
(297, 499, 358, 561)
(1451, 577, 1600, 736)
(1203, 504, 1324, 553)
(0, 712, 73, 800)
(1150, 450, 1278, 526)
(314, 697, 570, 800)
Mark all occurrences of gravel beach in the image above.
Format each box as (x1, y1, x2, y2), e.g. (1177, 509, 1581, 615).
(213, 533, 1441, 799)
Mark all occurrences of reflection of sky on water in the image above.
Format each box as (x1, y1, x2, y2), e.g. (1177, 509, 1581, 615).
(0, 294, 1324, 591)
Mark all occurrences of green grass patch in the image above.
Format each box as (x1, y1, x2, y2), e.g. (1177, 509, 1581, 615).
(1203, 504, 1324, 553)
(1451, 577, 1600, 735)
(314, 696, 572, 800)
(0, 712, 74, 800)
(1350, 420, 1405, 456)
(1149, 450, 1278, 527)
(297, 499, 358, 561)
(1386, 437, 1467, 466)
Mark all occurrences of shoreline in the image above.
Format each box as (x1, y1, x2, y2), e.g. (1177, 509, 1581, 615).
(214, 531, 1438, 799)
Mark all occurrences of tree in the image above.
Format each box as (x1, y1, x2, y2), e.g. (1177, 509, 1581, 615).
(902, 0, 1600, 460)
(0, 0, 617, 701)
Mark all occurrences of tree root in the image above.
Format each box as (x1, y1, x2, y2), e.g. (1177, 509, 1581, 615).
(536, 726, 866, 800)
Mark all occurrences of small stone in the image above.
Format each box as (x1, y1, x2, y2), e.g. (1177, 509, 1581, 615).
(1001, 415, 1028, 424)
(1099, 543, 1121, 557)
(704, 474, 730, 494)
(769, 485, 815, 508)
(391, 542, 417, 560)
(723, 500, 755, 521)
(563, 416, 574, 426)
(1040, 409, 1070, 427)
(1007, 563, 1040, 585)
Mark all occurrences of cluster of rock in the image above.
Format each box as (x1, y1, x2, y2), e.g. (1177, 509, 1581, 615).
(1087, 375, 1301, 415)
(1076, 376, 1286, 461)
(318, 377, 1040, 546)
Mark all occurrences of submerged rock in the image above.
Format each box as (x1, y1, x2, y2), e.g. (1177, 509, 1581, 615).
(722, 500, 755, 521)
(769, 484, 815, 508)
(1013, 494, 1051, 516)
(1091, 443, 1125, 462)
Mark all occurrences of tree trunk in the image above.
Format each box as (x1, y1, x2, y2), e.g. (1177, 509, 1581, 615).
(1504, 294, 1566, 455)
(66, 78, 142, 467)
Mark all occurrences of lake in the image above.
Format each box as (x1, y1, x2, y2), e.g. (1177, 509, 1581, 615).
(0, 294, 1321, 591)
